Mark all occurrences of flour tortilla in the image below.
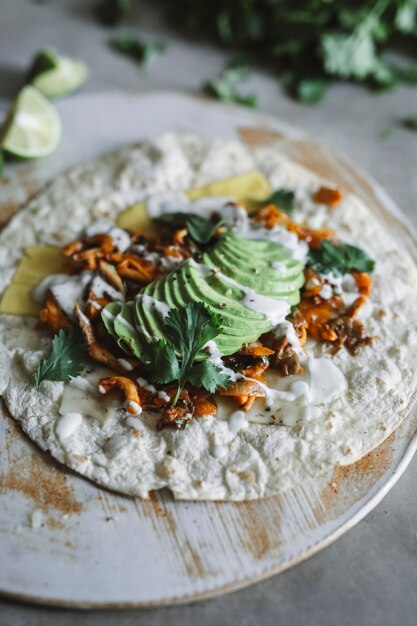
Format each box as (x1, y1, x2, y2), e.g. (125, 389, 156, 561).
(1, 133, 417, 501)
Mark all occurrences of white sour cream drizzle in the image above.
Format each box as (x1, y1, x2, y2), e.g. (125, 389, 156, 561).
(190, 259, 290, 326)
(84, 220, 131, 252)
(90, 275, 123, 301)
(55, 412, 83, 441)
(245, 356, 347, 427)
(228, 410, 248, 434)
(32, 271, 93, 319)
(204, 340, 237, 382)
(117, 358, 134, 371)
(115, 312, 136, 334)
(272, 321, 304, 357)
(136, 293, 171, 319)
(126, 400, 142, 415)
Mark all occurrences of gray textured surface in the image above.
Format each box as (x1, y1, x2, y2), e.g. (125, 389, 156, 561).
(1, 0, 417, 624)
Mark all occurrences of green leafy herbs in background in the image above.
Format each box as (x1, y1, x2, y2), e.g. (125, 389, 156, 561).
(307, 240, 376, 276)
(140, 302, 231, 404)
(96, 0, 417, 104)
(204, 64, 257, 107)
(95, 0, 133, 25)
(33, 328, 87, 389)
(110, 34, 166, 66)
(405, 115, 417, 130)
(262, 189, 295, 214)
(157, 212, 225, 245)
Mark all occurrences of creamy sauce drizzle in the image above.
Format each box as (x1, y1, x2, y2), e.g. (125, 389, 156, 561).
(136, 293, 171, 319)
(55, 412, 83, 440)
(32, 271, 93, 319)
(90, 275, 123, 301)
(190, 259, 290, 326)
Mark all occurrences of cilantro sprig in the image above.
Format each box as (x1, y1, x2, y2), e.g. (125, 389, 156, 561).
(141, 302, 231, 405)
(95, 0, 132, 25)
(307, 240, 375, 276)
(110, 34, 166, 66)
(262, 189, 295, 214)
(159, 0, 417, 104)
(33, 328, 87, 390)
(157, 212, 225, 245)
(204, 64, 257, 108)
(405, 115, 417, 131)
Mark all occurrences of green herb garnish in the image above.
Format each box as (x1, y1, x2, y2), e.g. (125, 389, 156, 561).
(405, 116, 417, 131)
(262, 189, 295, 214)
(157, 212, 225, 245)
(307, 240, 375, 276)
(204, 64, 257, 108)
(156, 0, 417, 102)
(141, 302, 230, 405)
(95, 0, 132, 26)
(110, 34, 166, 66)
(380, 126, 395, 139)
(33, 328, 87, 390)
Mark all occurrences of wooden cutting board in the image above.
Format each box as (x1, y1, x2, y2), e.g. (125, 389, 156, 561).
(1, 91, 417, 608)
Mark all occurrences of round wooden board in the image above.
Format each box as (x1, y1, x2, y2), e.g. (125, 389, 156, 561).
(1, 91, 417, 608)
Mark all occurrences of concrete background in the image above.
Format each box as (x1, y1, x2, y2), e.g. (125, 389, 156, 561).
(1, 0, 417, 624)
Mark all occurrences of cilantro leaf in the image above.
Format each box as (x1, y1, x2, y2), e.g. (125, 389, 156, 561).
(143, 340, 180, 384)
(321, 19, 379, 81)
(187, 359, 230, 394)
(380, 126, 395, 139)
(160, 0, 417, 103)
(33, 329, 87, 390)
(405, 115, 417, 131)
(95, 0, 132, 26)
(110, 35, 166, 66)
(157, 212, 225, 245)
(307, 240, 375, 276)
(262, 189, 295, 214)
(294, 79, 328, 104)
(141, 302, 230, 404)
(395, 0, 417, 33)
(164, 302, 223, 361)
(204, 63, 258, 108)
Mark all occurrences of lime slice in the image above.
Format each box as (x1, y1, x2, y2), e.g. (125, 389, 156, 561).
(0, 86, 61, 158)
(32, 56, 88, 99)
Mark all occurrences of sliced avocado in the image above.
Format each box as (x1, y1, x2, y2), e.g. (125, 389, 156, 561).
(103, 228, 306, 361)
(216, 235, 302, 276)
(101, 302, 123, 343)
(114, 303, 145, 357)
(137, 281, 170, 342)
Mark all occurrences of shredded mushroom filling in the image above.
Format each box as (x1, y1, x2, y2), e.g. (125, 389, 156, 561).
(34, 184, 375, 428)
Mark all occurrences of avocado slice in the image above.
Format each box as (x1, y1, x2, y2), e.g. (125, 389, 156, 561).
(114, 303, 145, 358)
(103, 227, 306, 361)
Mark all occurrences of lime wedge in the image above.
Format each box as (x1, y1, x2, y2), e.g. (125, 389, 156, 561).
(0, 86, 61, 158)
(32, 55, 88, 99)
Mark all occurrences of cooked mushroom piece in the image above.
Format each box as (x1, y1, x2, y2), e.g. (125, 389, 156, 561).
(99, 376, 142, 415)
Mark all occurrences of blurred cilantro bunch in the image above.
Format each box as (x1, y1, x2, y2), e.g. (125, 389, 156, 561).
(96, 0, 417, 103)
